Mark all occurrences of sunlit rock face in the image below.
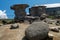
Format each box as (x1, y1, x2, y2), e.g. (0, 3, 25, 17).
(0, 10, 8, 19)
(10, 4, 29, 20)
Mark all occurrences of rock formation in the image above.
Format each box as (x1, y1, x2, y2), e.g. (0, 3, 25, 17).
(25, 21, 49, 40)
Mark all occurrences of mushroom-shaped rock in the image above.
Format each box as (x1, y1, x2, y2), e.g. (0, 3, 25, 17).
(25, 21, 49, 40)
(11, 4, 29, 10)
(10, 4, 29, 22)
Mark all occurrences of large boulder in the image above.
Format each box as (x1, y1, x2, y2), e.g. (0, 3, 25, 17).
(25, 22, 49, 40)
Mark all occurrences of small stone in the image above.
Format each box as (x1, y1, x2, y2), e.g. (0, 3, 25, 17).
(10, 24, 19, 29)
(48, 33, 54, 40)
(58, 27, 60, 30)
(56, 20, 60, 26)
(49, 27, 59, 32)
(40, 14, 47, 20)
(48, 33, 54, 38)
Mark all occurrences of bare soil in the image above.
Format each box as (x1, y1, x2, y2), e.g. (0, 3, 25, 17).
(0, 23, 60, 40)
(0, 23, 29, 40)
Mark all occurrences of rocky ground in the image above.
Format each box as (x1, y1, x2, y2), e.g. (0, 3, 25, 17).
(0, 23, 60, 40)
(0, 23, 29, 40)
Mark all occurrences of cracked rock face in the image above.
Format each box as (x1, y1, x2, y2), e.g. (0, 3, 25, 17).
(25, 22, 49, 40)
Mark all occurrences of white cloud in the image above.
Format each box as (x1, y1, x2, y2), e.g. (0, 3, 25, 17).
(34, 3, 60, 8)
(43, 3, 60, 8)
(0, 10, 8, 19)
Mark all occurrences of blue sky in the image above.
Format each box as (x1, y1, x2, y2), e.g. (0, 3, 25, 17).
(0, 0, 60, 19)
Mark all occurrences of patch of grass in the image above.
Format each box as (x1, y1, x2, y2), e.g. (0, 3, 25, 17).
(0, 19, 14, 24)
(47, 16, 55, 19)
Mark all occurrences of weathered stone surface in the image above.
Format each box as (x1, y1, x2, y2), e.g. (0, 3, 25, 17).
(44, 18, 56, 24)
(44, 18, 52, 24)
(48, 33, 54, 40)
(40, 14, 47, 20)
(58, 27, 60, 30)
(49, 27, 59, 32)
(56, 20, 60, 26)
(2, 20, 7, 25)
(25, 21, 49, 40)
(11, 4, 29, 22)
(10, 24, 19, 29)
(0, 24, 3, 26)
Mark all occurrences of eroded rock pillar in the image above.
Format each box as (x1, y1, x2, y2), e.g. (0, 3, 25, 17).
(11, 4, 29, 21)
(29, 6, 46, 17)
